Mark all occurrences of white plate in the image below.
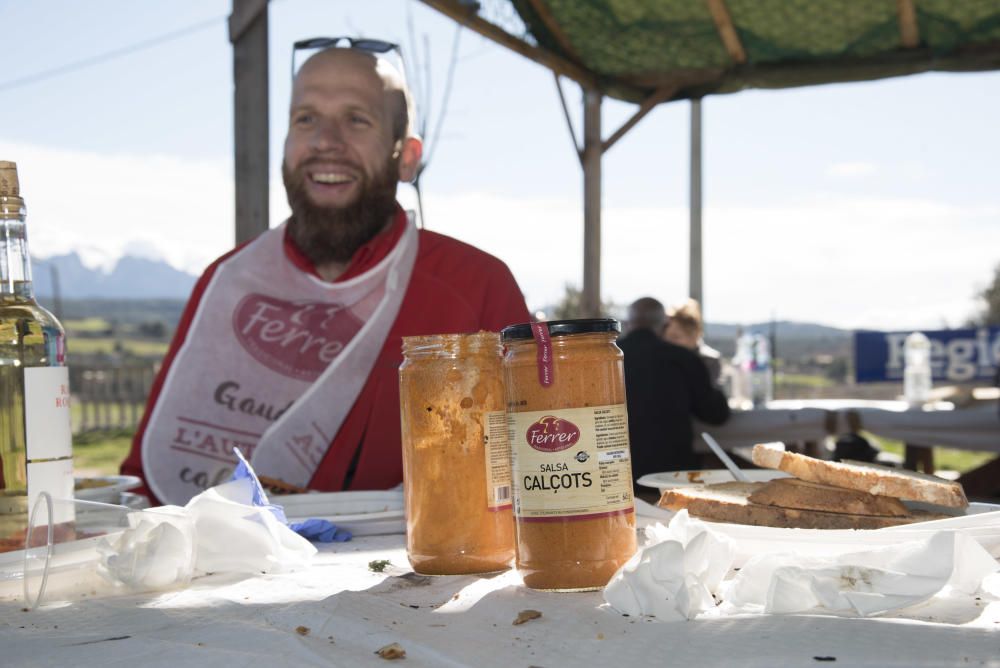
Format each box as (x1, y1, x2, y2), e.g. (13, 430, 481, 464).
(636, 468, 790, 491)
(271, 490, 404, 536)
(74, 475, 142, 503)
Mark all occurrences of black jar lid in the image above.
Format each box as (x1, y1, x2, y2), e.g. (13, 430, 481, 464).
(501, 318, 620, 342)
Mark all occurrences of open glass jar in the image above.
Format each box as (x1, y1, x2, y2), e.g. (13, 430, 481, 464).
(399, 331, 514, 575)
(501, 319, 637, 591)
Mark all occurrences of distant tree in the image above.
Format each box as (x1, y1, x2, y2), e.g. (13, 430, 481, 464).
(968, 262, 1000, 326)
(824, 356, 849, 383)
(551, 283, 585, 320)
(549, 283, 618, 320)
(138, 320, 167, 339)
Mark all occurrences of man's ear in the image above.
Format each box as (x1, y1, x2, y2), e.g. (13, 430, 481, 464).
(396, 136, 423, 183)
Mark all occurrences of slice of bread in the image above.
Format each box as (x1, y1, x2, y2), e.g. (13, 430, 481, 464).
(658, 482, 944, 530)
(752, 443, 968, 509)
(747, 478, 910, 517)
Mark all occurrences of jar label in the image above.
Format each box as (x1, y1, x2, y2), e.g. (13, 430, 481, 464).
(508, 404, 633, 520)
(483, 410, 513, 510)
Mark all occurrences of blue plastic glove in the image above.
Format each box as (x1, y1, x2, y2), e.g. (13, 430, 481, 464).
(288, 518, 351, 543)
(230, 448, 352, 543)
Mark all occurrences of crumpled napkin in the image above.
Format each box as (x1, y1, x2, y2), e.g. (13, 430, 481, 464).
(230, 449, 351, 544)
(604, 510, 1000, 622)
(184, 476, 318, 575)
(95, 475, 319, 594)
(99, 506, 196, 591)
(603, 511, 735, 620)
(720, 530, 1000, 617)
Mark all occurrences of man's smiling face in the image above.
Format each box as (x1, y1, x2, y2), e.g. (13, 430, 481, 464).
(280, 48, 421, 271)
(283, 49, 398, 210)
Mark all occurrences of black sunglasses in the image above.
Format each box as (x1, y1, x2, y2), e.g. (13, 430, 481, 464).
(291, 36, 401, 80)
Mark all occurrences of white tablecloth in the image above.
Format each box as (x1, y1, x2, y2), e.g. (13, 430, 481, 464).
(2, 534, 999, 668)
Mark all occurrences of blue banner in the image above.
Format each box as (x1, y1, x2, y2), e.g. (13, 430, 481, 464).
(854, 327, 1000, 384)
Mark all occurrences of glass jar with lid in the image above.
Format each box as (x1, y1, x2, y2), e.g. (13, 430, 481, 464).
(501, 319, 636, 591)
(399, 331, 514, 575)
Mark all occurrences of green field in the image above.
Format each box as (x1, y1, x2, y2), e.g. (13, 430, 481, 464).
(869, 435, 996, 476)
(62, 316, 171, 358)
(73, 429, 134, 475)
(775, 373, 836, 389)
(64, 317, 112, 333)
(68, 337, 169, 357)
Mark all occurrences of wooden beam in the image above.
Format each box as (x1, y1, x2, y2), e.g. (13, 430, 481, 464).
(704, 0, 747, 65)
(689, 99, 703, 308)
(897, 0, 920, 49)
(230, 0, 269, 245)
(582, 89, 602, 318)
(526, 0, 583, 64)
(602, 84, 678, 154)
(553, 74, 583, 164)
(418, 0, 601, 91)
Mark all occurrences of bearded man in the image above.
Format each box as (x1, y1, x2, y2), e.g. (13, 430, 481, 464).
(122, 41, 530, 505)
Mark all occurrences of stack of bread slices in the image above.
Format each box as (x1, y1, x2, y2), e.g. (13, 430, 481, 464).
(657, 442, 969, 530)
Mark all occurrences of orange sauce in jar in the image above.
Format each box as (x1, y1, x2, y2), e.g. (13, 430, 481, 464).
(502, 319, 637, 591)
(399, 332, 515, 575)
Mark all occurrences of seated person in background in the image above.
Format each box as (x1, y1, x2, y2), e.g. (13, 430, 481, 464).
(664, 298, 723, 388)
(618, 297, 730, 490)
(122, 40, 529, 505)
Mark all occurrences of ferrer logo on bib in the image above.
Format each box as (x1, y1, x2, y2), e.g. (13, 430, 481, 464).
(232, 294, 364, 381)
(526, 416, 580, 452)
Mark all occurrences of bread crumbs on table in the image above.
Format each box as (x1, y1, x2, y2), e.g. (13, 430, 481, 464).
(375, 642, 406, 659)
(513, 610, 542, 625)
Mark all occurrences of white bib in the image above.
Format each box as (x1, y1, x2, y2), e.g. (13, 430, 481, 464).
(141, 216, 418, 504)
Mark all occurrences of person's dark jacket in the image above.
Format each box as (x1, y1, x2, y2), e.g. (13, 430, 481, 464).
(618, 328, 730, 481)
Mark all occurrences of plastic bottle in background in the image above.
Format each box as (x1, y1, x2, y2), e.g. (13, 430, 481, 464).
(730, 333, 754, 408)
(750, 334, 774, 407)
(903, 331, 932, 406)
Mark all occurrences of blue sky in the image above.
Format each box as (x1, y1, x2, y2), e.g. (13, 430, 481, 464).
(2, 0, 998, 329)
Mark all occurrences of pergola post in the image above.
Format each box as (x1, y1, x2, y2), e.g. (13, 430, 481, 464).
(229, 0, 270, 245)
(689, 98, 704, 313)
(582, 88, 603, 318)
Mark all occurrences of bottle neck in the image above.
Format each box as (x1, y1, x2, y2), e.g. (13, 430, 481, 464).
(1, 200, 34, 300)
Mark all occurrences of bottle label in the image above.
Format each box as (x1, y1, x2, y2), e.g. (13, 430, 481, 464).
(507, 404, 634, 520)
(483, 410, 512, 510)
(27, 458, 75, 524)
(24, 367, 73, 461)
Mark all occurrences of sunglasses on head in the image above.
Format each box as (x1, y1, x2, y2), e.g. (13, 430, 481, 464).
(291, 36, 401, 80)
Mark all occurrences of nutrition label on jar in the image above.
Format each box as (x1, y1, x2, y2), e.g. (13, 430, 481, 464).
(483, 410, 513, 509)
(507, 404, 634, 519)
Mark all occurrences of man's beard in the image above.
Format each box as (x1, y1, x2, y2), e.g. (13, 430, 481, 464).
(282, 156, 399, 267)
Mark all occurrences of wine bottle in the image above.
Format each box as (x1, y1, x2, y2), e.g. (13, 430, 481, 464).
(0, 160, 74, 552)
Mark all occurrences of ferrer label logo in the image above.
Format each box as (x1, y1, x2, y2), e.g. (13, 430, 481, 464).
(525, 416, 580, 452)
(232, 294, 363, 381)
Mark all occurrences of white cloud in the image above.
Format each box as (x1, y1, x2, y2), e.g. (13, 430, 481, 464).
(420, 191, 1000, 331)
(1, 140, 235, 276)
(826, 161, 878, 177)
(4, 141, 997, 331)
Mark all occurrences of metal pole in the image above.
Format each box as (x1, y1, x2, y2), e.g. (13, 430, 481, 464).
(230, 0, 270, 245)
(582, 88, 603, 318)
(689, 98, 703, 313)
